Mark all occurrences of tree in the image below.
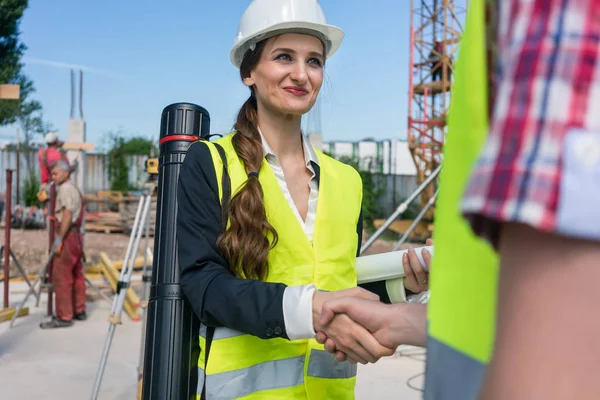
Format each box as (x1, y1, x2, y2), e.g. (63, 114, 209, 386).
(0, 0, 29, 126)
(0, 1, 50, 153)
(104, 130, 157, 193)
(333, 154, 385, 229)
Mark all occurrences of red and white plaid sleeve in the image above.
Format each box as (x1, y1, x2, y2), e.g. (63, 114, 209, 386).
(461, 0, 600, 248)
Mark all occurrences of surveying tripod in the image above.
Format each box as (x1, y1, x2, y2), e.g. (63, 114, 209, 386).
(91, 185, 154, 400)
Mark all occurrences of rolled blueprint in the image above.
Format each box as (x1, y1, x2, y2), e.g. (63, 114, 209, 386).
(356, 246, 434, 284)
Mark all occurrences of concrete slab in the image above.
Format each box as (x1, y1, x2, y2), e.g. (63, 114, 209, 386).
(0, 281, 140, 400)
(0, 281, 426, 399)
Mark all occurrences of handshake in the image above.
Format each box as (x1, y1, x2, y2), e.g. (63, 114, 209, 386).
(312, 242, 432, 365)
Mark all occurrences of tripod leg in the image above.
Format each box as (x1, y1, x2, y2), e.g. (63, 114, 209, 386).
(10, 250, 36, 301)
(137, 195, 153, 385)
(91, 195, 151, 400)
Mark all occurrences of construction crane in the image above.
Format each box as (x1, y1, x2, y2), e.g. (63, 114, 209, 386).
(407, 0, 467, 226)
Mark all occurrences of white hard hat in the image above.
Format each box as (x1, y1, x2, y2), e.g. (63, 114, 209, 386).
(230, 0, 345, 68)
(45, 132, 59, 144)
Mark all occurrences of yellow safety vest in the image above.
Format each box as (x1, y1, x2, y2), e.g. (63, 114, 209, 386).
(424, 0, 499, 399)
(197, 133, 363, 400)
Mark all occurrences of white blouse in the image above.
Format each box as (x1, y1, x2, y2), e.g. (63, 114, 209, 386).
(259, 129, 319, 340)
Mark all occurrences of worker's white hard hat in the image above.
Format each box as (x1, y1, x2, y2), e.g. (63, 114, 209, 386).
(230, 0, 345, 68)
(45, 132, 59, 144)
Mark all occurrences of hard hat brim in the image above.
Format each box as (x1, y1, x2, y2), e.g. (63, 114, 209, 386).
(230, 21, 344, 68)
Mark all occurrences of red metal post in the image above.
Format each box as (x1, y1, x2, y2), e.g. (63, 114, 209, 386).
(47, 182, 56, 316)
(4, 169, 12, 309)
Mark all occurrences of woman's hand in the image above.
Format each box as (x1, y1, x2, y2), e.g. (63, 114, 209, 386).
(402, 238, 433, 293)
(312, 287, 393, 364)
(316, 312, 396, 364)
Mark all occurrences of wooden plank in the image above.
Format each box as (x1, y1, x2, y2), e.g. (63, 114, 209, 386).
(98, 257, 140, 321)
(99, 252, 141, 308)
(61, 142, 96, 151)
(85, 222, 124, 233)
(372, 219, 431, 238)
(85, 254, 151, 274)
(0, 84, 20, 100)
(112, 253, 153, 271)
(0, 307, 29, 323)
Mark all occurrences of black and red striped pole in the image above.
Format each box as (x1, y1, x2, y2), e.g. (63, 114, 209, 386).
(142, 103, 210, 400)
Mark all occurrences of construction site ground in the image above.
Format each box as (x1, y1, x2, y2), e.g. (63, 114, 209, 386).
(0, 228, 426, 399)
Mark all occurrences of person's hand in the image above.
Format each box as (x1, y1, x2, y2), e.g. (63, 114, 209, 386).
(312, 287, 392, 364)
(402, 238, 433, 293)
(312, 287, 380, 332)
(315, 298, 427, 362)
(316, 311, 396, 364)
(51, 237, 63, 255)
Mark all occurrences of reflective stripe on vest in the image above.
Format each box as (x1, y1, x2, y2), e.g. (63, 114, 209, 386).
(197, 327, 357, 399)
(196, 134, 362, 399)
(424, 0, 499, 399)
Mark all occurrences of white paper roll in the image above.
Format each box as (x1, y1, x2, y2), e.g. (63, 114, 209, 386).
(355, 246, 434, 284)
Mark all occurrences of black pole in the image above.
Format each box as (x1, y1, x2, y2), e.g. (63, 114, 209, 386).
(142, 103, 210, 400)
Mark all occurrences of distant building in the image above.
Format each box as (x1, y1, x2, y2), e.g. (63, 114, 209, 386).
(307, 134, 417, 176)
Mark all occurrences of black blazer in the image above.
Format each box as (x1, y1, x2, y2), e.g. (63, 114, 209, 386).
(177, 142, 390, 341)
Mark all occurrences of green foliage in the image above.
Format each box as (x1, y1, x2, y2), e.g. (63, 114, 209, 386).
(0, 0, 29, 126)
(0, 0, 52, 169)
(105, 130, 156, 193)
(329, 153, 385, 229)
(22, 171, 40, 207)
(106, 134, 129, 192)
(121, 136, 158, 155)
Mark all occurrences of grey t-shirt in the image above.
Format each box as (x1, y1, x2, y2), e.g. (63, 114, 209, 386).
(55, 181, 82, 224)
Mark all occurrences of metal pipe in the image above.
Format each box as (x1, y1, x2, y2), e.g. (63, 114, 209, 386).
(47, 182, 56, 316)
(70, 70, 75, 119)
(79, 70, 84, 120)
(15, 130, 20, 205)
(393, 188, 439, 251)
(4, 169, 12, 308)
(360, 164, 441, 255)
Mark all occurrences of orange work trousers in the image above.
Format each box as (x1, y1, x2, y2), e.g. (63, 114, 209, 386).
(52, 229, 86, 321)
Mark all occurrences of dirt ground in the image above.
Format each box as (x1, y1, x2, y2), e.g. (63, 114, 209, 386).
(0, 226, 418, 277)
(1, 228, 155, 276)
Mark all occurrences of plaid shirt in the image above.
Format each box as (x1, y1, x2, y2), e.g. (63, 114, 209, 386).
(461, 0, 600, 247)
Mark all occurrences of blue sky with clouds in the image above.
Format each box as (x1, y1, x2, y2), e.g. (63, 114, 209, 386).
(1, 0, 427, 149)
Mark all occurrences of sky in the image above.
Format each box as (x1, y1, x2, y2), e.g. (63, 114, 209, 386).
(0, 0, 447, 150)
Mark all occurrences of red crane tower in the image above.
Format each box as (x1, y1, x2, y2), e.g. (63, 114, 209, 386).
(408, 0, 467, 224)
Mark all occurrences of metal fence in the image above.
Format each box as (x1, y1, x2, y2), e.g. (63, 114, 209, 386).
(0, 148, 420, 216)
(0, 149, 148, 205)
(373, 174, 420, 216)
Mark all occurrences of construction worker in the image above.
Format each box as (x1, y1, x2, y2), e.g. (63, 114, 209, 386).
(37, 132, 77, 213)
(39, 160, 87, 329)
(176, 0, 431, 398)
(428, 39, 445, 82)
(316, 0, 600, 399)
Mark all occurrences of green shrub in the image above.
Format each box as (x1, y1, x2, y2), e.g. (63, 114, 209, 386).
(23, 172, 40, 207)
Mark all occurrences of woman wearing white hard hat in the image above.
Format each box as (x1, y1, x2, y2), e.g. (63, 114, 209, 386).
(177, 0, 431, 398)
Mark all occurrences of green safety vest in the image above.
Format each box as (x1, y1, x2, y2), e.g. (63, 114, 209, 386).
(197, 134, 363, 399)
(424, 0, 499, 399)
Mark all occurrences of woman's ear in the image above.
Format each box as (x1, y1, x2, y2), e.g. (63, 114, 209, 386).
(243, 73, 255, 88)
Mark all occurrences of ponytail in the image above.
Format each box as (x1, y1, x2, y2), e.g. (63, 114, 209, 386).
(216, 93, 279, 281)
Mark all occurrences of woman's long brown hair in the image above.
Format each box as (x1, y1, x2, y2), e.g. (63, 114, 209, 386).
(216, 40, 279, 281)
